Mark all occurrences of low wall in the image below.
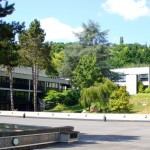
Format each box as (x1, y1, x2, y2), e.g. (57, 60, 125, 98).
(0, 123, 76, 149)
(0, 111, 150, 121)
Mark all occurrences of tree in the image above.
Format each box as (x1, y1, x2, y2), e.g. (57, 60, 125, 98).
(72, 54, 100, 89)
(41, 42, 57, 76)
(80, 78, 116, 111)
(109, 43, 148, 68)
(81, 86, 97, 110)
(19, 19, 46, 111)
(0, 0, 14, 17)
(60, 20, 111, 79)
(0, 22, 25, 111)
(0, 0, 25, 111)
(52, 51, 64, 75)
(94, 78, 117, 112)
(74, 20, 108, 47)
(59, 43, 83, 77)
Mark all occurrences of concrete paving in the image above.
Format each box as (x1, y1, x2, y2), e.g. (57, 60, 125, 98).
(1, 116, 150, 150)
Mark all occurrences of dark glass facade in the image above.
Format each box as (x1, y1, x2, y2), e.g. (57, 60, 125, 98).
(13, 78, 29, 89)
(0, 75, 71, 111)
(0, 76, 9, 88)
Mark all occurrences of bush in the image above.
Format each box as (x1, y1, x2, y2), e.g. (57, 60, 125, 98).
(145, 87, 150, 93)
(51, 104, 68, 112)
(109, 86, 132, 113)
(138, 80, 144, 93)
(62, 89, 80, 106)
(43, 90, 65, 109)
(43, 89, 80, 110)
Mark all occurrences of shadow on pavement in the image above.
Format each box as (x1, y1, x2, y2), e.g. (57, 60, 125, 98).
(80, 133, 140, 143)
(35, 133, 140, 149)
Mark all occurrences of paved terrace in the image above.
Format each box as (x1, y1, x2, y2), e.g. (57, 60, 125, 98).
(1, 116, 150, 150)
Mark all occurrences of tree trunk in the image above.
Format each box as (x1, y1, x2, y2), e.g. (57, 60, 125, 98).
(9, 66, 14, 111)
(33, 65, 37, 111)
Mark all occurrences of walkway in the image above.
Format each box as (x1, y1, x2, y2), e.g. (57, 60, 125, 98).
(1, 117, 150, 150)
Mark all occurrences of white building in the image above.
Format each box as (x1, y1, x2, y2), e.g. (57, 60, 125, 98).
(112, 67, 150, 95)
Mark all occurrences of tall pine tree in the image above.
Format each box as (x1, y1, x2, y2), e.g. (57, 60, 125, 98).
(0, 0, 25, 111)
(19, 19, 46, 111)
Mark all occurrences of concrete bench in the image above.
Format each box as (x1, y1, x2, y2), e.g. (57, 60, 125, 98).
(60, 131, 80, 143)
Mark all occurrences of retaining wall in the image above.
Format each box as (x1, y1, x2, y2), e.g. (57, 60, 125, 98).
(0, 111, 150, 121)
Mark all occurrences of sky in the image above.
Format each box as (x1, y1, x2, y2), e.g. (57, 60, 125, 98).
(3, 0, 150, 45)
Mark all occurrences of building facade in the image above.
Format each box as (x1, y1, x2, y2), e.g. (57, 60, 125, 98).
(0, 66, 71, 111)
(112, 67, 150, 95)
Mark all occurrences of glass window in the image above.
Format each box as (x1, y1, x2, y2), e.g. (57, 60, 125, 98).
(13, 78, 29, 89)
(139, 74, 148, 81)
(118, 75, 126, 82)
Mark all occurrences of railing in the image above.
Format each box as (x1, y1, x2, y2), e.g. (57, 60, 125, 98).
(38, 97, 45, 111)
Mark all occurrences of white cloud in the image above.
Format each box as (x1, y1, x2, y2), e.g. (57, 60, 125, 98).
(40, 18, 82, 42)
(102, 0, 150, 20)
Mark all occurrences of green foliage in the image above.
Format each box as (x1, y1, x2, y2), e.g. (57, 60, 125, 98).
(81, 86, 97, 110)
(44, 90, 64, 109)
(60, 20, 111, 78)
(109, 43, 150, 68)
(72, 54, 100, 89)
(19, 19, 46, 67)
(138, 80, 144, 93)
(59, 43, 83, 77)
(47, 104, 83, 113)
(50, 42, 65, 53)
(0, 1, 24, 111)
(44, 89, 80, 109)
(144, 87, 150, 93)
(80, 78, 116, 111)
(74, 19, 108, 47)
(129, 93, 150, 113)
(95, 78, 117, 111)
(62, 89, 80, 106)
(0, 0, 15, 17)
(109, 87, 132, 113)
(50, 104, 68, 112)
(42, 42, 57, 75)
(0, 21, 25, 66)
(52, 51, 64, 75)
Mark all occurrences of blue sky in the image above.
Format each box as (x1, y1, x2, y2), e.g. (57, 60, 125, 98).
(3, 0, 150, 45)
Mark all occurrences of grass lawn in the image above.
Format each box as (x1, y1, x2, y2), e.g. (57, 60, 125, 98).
(130, 93, 150, 114)
(46, 104, 84, 113)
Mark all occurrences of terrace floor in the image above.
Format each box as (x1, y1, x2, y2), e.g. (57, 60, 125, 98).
(1, 116, 150, 150)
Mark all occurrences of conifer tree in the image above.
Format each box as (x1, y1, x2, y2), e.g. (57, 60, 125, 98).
(0, 0, 14, 17)
(19, 19, 46, 111)
(0, 0, 25, 111)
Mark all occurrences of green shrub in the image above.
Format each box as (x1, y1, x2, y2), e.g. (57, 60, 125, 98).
(145, 87, 150, 93)
(52, 104, 68, 112)
(62, 89, 80, 106)
(109, 86, 132, 113)
(43, 90, 65, 109)
(138, 80, 144, 93)
(43, 89, 80, 110)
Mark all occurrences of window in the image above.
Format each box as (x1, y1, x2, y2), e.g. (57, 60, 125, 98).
(0, 76, 9, 88)
(118, 75, 126, 82)
(139, 74, 148, 81)
(0, 90, 10, 100)
(13, 78, 29, 89)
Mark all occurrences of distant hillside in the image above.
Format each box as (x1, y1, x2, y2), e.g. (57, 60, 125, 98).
(130, 93, 150, 114)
